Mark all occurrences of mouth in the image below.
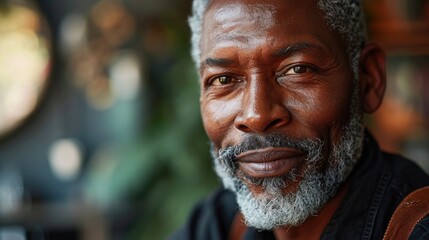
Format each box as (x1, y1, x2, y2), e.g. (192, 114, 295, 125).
(236, 147, 306, 178)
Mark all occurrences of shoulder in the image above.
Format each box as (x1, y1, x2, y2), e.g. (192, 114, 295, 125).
(359, 133, 429, 193)
(381, 153, 429, 239)
(409, 216, 429, 240)
(382, 151, 429, 196)
(169, 188, 238, 240)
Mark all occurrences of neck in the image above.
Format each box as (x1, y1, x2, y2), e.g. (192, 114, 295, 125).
(273, 181, 350, 240)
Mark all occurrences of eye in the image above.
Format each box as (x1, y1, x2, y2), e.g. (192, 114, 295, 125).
(276, 64, 319, 84)
(211, 76, 233, 86)
(285, 65, 309, 75)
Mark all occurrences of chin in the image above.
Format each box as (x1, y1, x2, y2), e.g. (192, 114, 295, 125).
(223, 161, 343, 230)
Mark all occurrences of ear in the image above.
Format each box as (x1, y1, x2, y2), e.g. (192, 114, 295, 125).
(358, 43, 387, 113)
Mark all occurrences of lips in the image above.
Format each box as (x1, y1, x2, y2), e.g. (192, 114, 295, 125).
(236, 147, 306, 178)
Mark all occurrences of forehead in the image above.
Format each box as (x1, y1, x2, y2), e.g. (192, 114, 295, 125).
(207, 2, 276, 34)
(200, 0, 344, 59)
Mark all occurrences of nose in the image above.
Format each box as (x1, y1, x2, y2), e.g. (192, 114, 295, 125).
(234, 77, 291, 133)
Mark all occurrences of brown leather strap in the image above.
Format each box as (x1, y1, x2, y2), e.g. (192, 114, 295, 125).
(229, 212, 246, 240)
(383, 186, 429, 240)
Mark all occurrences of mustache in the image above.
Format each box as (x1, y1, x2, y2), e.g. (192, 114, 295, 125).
(211, 134, 324, 174)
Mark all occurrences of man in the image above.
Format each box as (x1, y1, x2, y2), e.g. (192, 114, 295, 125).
(172, 0, 429, 239)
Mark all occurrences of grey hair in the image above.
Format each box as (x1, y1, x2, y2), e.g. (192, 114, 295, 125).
(188, 0, 367, 78)
(188, 0, 210, 68)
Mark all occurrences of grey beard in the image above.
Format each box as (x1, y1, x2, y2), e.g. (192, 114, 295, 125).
(211, 109, 364, 230)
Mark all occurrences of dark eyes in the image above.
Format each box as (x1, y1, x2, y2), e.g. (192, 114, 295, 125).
(283, 65, 311, 75)
(208, 65, 315, 87)
(212, 76, 232, 85)
(210, 75, 242, 86)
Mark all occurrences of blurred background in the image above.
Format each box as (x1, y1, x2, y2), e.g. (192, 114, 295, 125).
(0, 0, 428, 239)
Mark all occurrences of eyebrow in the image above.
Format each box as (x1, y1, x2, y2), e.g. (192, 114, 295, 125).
(273, 42, 322, 58)
(200, 58, 234, 72)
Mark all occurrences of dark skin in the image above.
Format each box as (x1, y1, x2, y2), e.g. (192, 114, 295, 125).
(199, 0, 386, 239)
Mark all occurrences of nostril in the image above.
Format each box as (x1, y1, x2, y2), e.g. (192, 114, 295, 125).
(264, 118, 288, 132)
(271, 119, 284, 127)
(236, 123, 252, 133)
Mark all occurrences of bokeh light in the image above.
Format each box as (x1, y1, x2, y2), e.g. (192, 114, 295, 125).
(0, 2, 51, 138)
(49, 139, 83, 181)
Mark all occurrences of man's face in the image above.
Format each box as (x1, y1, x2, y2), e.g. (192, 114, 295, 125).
(199, 0, 364, 229)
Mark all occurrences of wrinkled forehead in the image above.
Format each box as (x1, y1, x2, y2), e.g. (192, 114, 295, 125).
(200, 0, 341, 55)
(203, 0, 322, 25)
(209, 3, 276, 31)
(202, 0, 332, 36)
(202, 2, 277, 48)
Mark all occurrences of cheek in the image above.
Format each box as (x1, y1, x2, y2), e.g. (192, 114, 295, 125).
(312, 90, 352, 122)
(201, 97, 242, 148)
(290, 82, 354, 140)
